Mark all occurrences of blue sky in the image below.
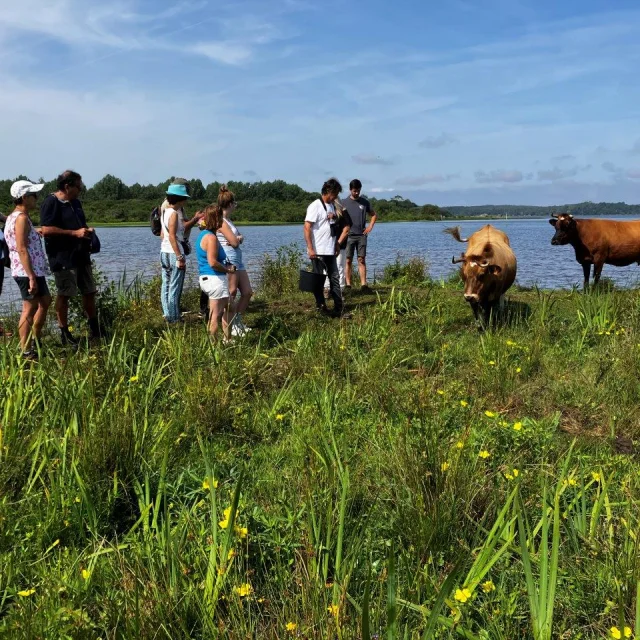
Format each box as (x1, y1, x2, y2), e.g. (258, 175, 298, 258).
(2, 0, 640, 205)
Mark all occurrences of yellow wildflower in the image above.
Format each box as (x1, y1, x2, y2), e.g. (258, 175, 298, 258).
(328, 604, 339, 616)
(609, 627, 632, 639)
(482, 580, 495, 593)
(506, 340, 517, 346)
(82, 569, 91, 581)
(437, 389, 445, 395)
(479, 450, 491, 459)
(505, 472, 514, 481)
(488, 360, 496, 366)
(515, 367, 521, 373)
(592, 471, 601, 483)
(441, 461, 450, 472)
(513, 422, 523, 431)
(484, 411, 496, 418)
(74, 496, 81, 503)
(235, 525, 248, 539)
(228, 548, 236, 560)
(460, 400, 468, 407)
(219, 507, 231, 529)
(275, 414, 284, 421)
(234, 583, 253, 597)
(568, 477, 577, 486)
(512, 469, 519, 477)
(18, 588, 36, 597)
(129, 375, 139, 383)
(202, 477, 219, 491)
(455, 441, 464, 449)
(286, 622, 297, 632)
(454, 587, 472, 603)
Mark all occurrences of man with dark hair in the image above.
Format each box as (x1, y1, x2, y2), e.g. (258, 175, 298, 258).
(40, 170, 102, 345)
(304, 178, 350, 317)
(342, 179, 377, 291)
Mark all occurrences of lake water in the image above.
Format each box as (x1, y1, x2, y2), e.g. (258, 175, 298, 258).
(3, 218, 640, 312)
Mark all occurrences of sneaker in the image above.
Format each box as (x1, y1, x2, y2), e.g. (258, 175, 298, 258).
(21, 350, 38, 361)
(60, 327, 79, 347)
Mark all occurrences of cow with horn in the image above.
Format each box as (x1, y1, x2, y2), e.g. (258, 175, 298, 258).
(549, 212, 640, 290)
(445, 224, 517, 326)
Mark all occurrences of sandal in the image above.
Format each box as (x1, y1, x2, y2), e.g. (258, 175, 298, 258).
(0, 327, 14, 338)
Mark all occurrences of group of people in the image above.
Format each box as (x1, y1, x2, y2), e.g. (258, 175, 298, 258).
(0, 170, 102, 360)
(158, 179, 253, 341)
(304, 177, 377, 317)
(0, 171, 376, 358)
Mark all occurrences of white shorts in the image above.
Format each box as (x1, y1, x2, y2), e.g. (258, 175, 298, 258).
(199, 274, 229, 300)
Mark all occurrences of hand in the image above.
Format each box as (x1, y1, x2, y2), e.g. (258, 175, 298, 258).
(308, 248, 317, 260)
(334, 245, 340, 257)
(227, 265, 237, 273)
(74, 228, 92, 239)
(35, 227, 43, 237)
(28, 276, 38, 296)
(177, 257, 186, 270)
(364, 226, 372, 236)
(194, 210, 204, 221)
(237, 234, 244, 245)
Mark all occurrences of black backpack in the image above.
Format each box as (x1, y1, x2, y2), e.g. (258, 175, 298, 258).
(150, 206, 162, 236)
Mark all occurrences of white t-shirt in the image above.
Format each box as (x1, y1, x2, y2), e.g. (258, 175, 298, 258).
(305, 199, 335, 255)
(217, 217, 240, 247)
(160, 207, 185, 254)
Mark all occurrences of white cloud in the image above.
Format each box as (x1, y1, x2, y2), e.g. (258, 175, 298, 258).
(352, 154, 395, 166)
(418, 133, 457, 149)
(396, 174, 458, 186)
(475, 170, 524, 184)
(187, 41, 253, 65)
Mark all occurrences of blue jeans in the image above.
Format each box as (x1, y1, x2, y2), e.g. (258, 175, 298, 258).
(161, 252, 186, 323)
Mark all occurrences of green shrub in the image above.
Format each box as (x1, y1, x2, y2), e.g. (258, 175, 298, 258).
(257, 243, 303, 299)
(382, 254, 429, 285)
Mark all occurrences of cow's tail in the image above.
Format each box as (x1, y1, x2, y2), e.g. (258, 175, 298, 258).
(443, 226, 468, 243)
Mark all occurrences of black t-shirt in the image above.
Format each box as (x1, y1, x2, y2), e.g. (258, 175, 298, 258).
(336, 210, 352, 249)
(40, 194, 91, 271)
(341, 196, 372, 236)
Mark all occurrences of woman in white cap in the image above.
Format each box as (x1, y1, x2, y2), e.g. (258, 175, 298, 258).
(159, 183, 202, 323)
(4, 180, 50, 359)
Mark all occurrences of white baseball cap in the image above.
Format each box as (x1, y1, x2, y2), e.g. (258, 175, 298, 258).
(10, 180, 45, 199)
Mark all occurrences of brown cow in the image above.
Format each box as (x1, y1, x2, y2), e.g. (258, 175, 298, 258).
(549, 214, 640, 289)
(445, 224, 517, 325)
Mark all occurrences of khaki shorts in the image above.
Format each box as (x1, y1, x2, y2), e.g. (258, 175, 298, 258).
(54, 264, 97, 297)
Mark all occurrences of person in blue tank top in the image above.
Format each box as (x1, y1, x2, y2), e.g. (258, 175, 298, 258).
(197, 204, 237, 341)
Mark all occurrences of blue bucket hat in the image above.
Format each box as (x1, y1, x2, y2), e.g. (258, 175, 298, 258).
(166, 183, 191, 198)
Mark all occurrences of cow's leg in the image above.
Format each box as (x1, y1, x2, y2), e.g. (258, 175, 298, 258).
(582, 262, 591, 291)
(593, 261, 604, 286)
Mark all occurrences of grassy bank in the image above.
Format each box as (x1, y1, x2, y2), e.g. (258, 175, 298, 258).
(2, 258, 640, 639)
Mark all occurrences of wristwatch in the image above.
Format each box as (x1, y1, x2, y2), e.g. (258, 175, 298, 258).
(176, 254, 185, 261)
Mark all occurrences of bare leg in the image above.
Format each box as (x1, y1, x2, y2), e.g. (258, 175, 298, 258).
(346, 257, 353, 286)
(18, 300, 38, 352)
(33, 296, 52, 342)
(82, 292, 97, 320)
(55, 294, 70, 327)
(208, 297, 230, 339)
(358, 256, 367, 286)
(234, 270, 253, 315)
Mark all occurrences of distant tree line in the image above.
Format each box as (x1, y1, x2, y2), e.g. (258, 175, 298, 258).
(446, 202, 640, 218)
(4, 173, 634, 224)
(0, 174, 454, 224)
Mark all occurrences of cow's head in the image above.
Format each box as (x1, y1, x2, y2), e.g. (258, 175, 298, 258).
(549, 213, 576, 245)
(459, 257, 502, 303)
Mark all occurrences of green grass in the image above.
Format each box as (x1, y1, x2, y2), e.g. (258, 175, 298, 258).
(2, 260, 640, 638)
